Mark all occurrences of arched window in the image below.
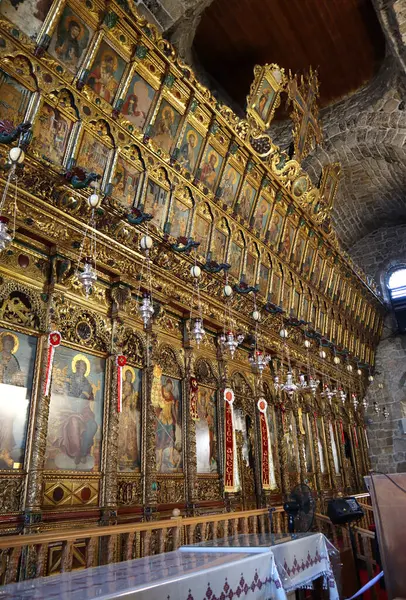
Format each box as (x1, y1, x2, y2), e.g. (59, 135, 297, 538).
(388, 268, 406, 300)
(387, 267, 406, 334)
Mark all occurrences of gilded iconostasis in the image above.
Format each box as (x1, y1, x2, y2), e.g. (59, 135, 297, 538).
(0, 0, 383, 533)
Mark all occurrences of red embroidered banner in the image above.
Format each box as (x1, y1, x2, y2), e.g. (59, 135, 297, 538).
(224, 388, 235, 491)
(260, 412, 270, 488)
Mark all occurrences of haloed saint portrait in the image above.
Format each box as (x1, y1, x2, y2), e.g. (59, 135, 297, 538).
(118, 366, 142, 471)
(48, 5, 93, 74)
(0, 328, 37, 469)
(45, 347, 105, 471)
(196, 387, 218, 474)
(153, 375, 182, 473)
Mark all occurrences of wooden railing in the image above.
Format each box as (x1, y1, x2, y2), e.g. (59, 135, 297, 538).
(0, 498, 378, 591)
(0, 507, 288, 585)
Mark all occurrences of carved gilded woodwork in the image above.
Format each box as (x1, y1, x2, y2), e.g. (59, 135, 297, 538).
(0, 0, 383, 530)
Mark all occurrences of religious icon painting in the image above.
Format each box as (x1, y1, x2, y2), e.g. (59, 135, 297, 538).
(258, 263, 270, 298)
(286, 411, 300, 474)
(228, 241, 243, 280)
(122, 72, 156, 131)
(282, 282, 291, 311)
(44, 346, 105, 471)
(302, 243, 315, 278)
(236, 182, 256, 221)
(310, 253, 323, 287)
(196, 386, 218, 474)
(143, 179, 169, 229)
(118, 366, 142, 472)
(31, 103, 72, 165)
(151, 99, 182, 154)
(0, 328, 37, 470)
(245, 252, 257, 286)
(87, 41, 126, 105)
(268, 209, 284, 249)
(320, 263, 331, 293)
(247, 64, 285, 129)
(0, 0, 53, 40)
(154, 375, 182, 473)
(169, 198, 190, 238)
(320, 163, 341, 210)
(279, 221, 296, 260)
(211, 227, 227, 263)
(0, 69, 31, 125)
(219, 164, 241, 207)
(199, 144, 224, 190)
(252, 195, 272, 235)
(111, 156, 140, 209)
(193, 213, 211, 256)
(270, 272, 281, 305)
(301, 296, 309, 322)
(292, 232, 307, 268)
(48, 5, 93, 75)
(77, 131, 109, 178)
(177, 124, 203, 174)
(293, 289, 300, 317)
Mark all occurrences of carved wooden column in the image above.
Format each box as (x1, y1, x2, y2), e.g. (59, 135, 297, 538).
(294, 403, 307, 485)
(102, 357, 119, 515)
(276, 394, 290, 494)
(25, 288, 58, 523)
(184, 336, 198, 507)
(253, 376, 266, 507)
(216, 340, 229, 500)
(324, 414, 337, 491)
(143, 329, 158, 507)
(350, 417, 363, 489)
(310, 410, 323, 494)
(338, 420, 351, 490)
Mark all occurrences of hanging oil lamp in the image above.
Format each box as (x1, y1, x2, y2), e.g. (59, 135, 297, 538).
(189, 256, 205, 347)
(75, 190, 101, 297)
(138, 232, 154, 329)
(0, 146, 25, 252)
(219, 275, 243, 358)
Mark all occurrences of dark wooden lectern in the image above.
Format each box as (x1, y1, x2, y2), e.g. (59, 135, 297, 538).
(365, 473, 406, 600)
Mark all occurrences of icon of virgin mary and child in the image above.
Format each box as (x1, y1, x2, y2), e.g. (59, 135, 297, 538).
(48, 353, 101, 469)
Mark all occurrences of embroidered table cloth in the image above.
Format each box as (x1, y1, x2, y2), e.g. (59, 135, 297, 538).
(0, 549, 286, 600)
(180, 531, 340, 599)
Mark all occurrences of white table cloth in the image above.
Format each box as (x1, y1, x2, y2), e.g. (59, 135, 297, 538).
(180, 532, 340, 599)
(0, 549, 286, 600)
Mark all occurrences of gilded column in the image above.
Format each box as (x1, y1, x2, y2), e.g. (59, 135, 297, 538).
(294, 402, 307, 484)
(324, 415, 337, 492)
(25, 287, 58, 521)
(102, 357, 119, 513)
(184, 337, 198, 507)
(143, 329, 158, 506)
(276, 393, 290, 494)
(310, 409, 323, 494)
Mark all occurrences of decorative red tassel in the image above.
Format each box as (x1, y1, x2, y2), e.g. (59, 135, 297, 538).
(43, 331, 61, 395)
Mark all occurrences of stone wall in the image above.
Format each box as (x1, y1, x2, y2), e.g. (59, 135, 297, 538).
(350, 224, 406, 289)
(364, 314, 406, 473)
(348, 224, 406, 474)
